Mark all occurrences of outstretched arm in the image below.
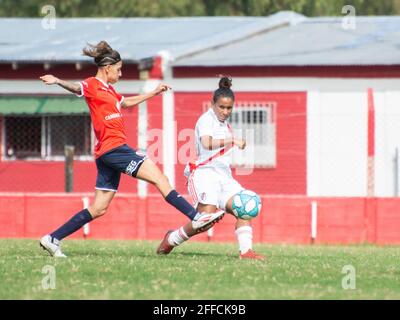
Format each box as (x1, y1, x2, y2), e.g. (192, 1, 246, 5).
(40, 75, 81, 95)
(121, 83, 171, 108)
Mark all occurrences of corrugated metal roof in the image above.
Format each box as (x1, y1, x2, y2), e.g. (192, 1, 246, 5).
(174, 16, 400, 66)
(1, 13, 398, 67)
(0, 11, 302, 64)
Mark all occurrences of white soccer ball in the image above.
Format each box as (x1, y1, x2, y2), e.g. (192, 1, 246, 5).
(232, 190, 262, 220)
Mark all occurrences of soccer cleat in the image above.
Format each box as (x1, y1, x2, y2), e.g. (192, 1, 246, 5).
(156, 230, 175, 255)
(192, 210, 225, 231)
(239, 249, 265, 260)
(40, 235, 67, 258)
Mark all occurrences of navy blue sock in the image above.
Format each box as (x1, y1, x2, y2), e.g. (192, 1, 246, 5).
(165, 190, 197, 220)
(50, 209, 93, 241)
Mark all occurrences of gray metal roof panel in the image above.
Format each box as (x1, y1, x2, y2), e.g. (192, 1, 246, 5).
(2, 14, 398, 66)
(0, 12, 303, 63)
(174, 16, 400, 66)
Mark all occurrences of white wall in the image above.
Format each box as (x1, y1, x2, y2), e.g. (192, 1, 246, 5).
(374, 91, 400, 196)
(307, 91, 368, 196)
(0, 80, 144, 95)
(308, 88, 400, 197)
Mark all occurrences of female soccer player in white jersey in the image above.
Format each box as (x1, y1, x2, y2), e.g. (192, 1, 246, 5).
(38, 41, 224, 257)
(157, 77, 265, 260)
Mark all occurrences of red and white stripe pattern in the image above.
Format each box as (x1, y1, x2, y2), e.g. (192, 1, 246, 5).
(188, 172, 199, 205)
(187, 123, 233, 205)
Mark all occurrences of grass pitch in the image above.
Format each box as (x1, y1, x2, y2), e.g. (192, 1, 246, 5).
(0, 239, 399, 299)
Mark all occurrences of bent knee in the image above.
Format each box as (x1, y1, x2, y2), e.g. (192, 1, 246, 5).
(89, 206, 109, 218)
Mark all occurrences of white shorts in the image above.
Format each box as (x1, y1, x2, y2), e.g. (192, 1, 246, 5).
(187, 167, 244, 210)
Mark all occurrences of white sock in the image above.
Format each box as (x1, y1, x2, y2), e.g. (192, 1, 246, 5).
(168, 227, 189, 246)
(235, 226, 253, 254)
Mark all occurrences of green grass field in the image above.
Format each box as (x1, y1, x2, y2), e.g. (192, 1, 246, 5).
(0, 239, 399, 299)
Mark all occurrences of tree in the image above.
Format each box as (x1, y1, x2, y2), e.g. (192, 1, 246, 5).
(0, 0, 398, 17)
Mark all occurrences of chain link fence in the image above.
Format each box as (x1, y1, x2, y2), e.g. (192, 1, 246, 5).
(3, 115, 92, 160)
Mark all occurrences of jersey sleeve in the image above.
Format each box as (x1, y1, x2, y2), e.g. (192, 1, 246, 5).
(196, 115, 213, 138)
(74, 82, 83, 97)
(75, 79, 95, 98)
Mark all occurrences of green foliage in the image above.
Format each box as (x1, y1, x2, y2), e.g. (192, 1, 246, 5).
(0, 0, 399, 17)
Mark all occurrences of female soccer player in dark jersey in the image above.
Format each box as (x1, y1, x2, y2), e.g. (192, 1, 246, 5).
(39, 41, 223, 257)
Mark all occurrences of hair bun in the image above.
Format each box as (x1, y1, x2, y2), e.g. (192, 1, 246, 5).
(218, 76, 232, 89)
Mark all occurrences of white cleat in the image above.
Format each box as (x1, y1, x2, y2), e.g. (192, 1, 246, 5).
(40, 235, 67, 258)
(192, 210, 225, 231)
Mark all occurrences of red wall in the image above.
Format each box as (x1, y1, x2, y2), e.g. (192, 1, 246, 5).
(174, 92, 307, 195)
(1, 193, 400, 245)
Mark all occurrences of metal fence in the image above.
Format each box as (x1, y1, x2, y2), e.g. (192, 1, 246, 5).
(3, 115, 92, 161)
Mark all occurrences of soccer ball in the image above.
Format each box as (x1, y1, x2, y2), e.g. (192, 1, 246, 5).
(232, 190, 262, 220)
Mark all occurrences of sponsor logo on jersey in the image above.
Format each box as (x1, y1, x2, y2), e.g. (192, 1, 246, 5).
(105, 113, 122, 121)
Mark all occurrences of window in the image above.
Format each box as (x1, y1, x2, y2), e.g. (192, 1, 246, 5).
(202, 101, 276, 167)
(48, 116, 92, 157)
(3, 115, 93, 160)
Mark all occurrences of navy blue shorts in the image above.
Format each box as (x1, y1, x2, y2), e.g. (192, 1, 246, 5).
(95, 144, 147, 192)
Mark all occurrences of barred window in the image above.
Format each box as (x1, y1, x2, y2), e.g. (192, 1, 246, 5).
(202, 101, 276, 167)
(3, 115, 93, 160)
(229, 102, 276, 167)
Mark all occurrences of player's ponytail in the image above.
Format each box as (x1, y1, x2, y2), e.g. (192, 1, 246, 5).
(213, 75, 235, 103)
(219, 77, 232, 90)
(82, 41, 121, 67)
